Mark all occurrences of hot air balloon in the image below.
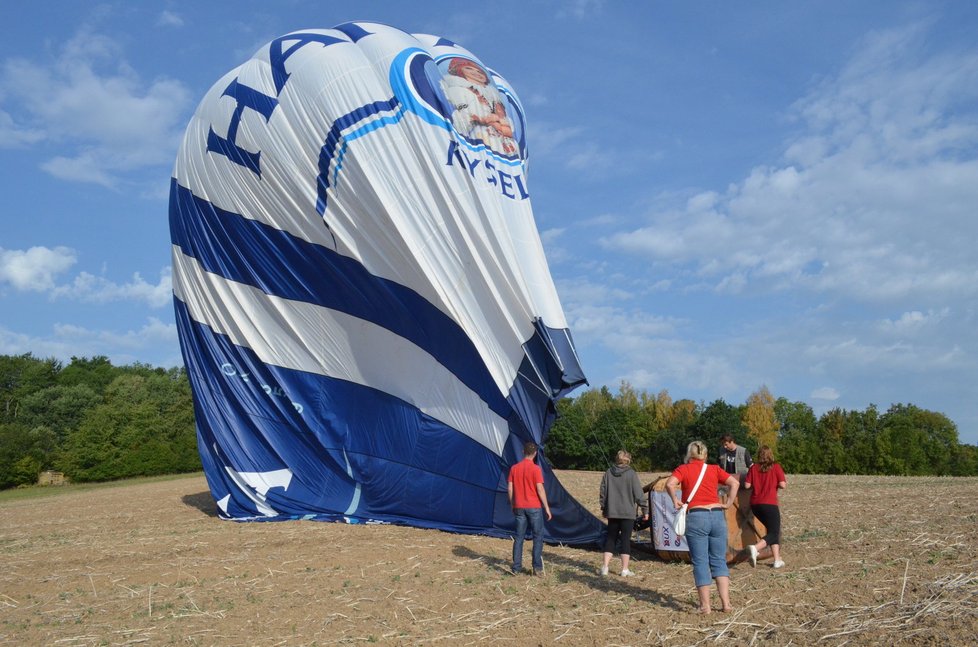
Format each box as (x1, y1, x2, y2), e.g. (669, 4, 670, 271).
(169, 22, 603, 544)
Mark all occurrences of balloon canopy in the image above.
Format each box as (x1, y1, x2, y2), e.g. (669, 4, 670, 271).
(169, 22, 603, 544)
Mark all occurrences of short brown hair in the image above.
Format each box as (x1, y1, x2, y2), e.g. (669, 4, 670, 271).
(523, 441, 538, 457)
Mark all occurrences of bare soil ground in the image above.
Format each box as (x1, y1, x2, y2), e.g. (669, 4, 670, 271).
(1, 471, 976, 646)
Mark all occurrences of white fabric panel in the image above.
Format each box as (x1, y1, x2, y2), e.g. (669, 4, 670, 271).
(172, 247, 509, 456)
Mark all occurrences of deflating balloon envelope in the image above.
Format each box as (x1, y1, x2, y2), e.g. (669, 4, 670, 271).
(169, 22, 604, 543)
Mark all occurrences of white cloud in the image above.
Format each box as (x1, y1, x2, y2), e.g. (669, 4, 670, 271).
(811, 387, 840, 401)
(41, 154, 117, 188)
(157, 11, 184, 28)
(53, 316, 176, 349)
(0, 318, 179, 367)
(0, 27, 192, 186)
(539, 227, 566, 245)
(565, 142, 615, 172)
(50, 267, 172, 308)
(528, 121, 584, 157)
(559, 0, 606, 19)
(0, 246, 77, 291)
(0, 109, 44, 147)
(1, 245, 171, 307)
(877, 308, 949, 334)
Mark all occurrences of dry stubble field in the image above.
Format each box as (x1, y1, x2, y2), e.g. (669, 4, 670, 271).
(1, 471, 976, 646)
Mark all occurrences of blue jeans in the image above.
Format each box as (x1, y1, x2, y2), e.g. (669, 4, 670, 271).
(685, 509, 729, 587)
(513, 507, 544, 572)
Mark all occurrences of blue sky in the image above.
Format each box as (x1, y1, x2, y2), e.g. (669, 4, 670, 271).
(2, 1, 977, 445)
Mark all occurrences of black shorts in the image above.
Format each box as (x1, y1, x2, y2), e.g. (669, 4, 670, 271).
(751, 503, 781, 545)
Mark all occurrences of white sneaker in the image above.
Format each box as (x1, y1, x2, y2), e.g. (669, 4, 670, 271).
(773, 560, 785, 569)
(620, 569, 634, 577)
(599, 565, 609, 576)
(748, 545, 758, 568)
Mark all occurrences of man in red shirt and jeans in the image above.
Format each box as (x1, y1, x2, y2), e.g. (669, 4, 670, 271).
(507, 441, 552, 575)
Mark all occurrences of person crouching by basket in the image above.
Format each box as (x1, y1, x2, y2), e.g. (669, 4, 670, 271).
(598, 450, 649, 577)
(665, 440, 740, 614)
(743, 445, 787, 569)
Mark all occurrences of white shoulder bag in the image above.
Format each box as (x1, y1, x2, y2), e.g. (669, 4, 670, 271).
(673, 463, 708, 536)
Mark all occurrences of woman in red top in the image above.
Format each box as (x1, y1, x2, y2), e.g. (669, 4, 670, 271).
(743, 445, 787, 568)
(665, 440, 740, 614)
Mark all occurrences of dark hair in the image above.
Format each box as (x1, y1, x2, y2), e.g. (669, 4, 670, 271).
(523, 441, 538, 457)
(757, 445, 775, 472)
(720, 434, 735, 444)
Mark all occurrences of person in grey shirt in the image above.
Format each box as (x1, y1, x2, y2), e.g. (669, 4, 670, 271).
(598, 450, 648, 576)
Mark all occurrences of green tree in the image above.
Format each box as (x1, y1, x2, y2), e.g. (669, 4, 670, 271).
(774, 398, 818, 473)
(547, 397, 591, 469)
(57, 355, 117, 392)
(949, 443, 978, 476)
(0, 423, 33, 488)
(650, 399, 699, 470)
(19, 384, 100, 443)
(0, 354, 61, 422)
(60, 372, 199, 481)
(843, 406, 882, 474)
(695, 399, 744, 457)
(879, 404, 958, 475)
(814, 409, 854, 474)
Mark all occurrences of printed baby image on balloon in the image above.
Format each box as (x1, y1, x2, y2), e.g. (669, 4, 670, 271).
(440, 57, 521, 158)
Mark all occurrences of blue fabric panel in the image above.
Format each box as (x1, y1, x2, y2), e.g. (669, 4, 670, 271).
(169, 179, 510, 420)
(505, 361, 551, 443)
(529, 319, 588, 396)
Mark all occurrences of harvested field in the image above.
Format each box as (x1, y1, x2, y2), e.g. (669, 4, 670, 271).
(1, 471, 976, 646)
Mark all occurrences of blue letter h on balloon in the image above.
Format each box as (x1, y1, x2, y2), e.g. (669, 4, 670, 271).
(206, 78, 278, 176)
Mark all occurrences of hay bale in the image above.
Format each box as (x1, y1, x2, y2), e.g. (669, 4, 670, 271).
(641, 475, 767, 564)
(37, 471, 68, 486)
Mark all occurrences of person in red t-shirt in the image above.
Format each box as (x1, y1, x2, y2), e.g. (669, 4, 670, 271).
(743, 445, 787, 568)
(665, 440, 740, 614)
(507, 442, 552, 575)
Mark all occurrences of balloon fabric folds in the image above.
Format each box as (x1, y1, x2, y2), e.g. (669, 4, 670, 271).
(169, 22, 603, 544)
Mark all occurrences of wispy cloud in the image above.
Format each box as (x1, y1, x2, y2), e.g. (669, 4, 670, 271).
(157, 11, 184, 28)
(559, 0, 606, 20)
(0, 317, 178, 366)
(811, 386, 840, 401)
(50, 267, 172, 308)
(602, 22, 978, 304)
(0, 109, 44, 148)
(0, 27, 192, 187)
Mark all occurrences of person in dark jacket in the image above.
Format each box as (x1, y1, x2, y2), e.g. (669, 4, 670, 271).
(598, 450, 648, 576)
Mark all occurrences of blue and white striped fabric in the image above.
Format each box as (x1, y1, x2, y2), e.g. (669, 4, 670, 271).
(169, 22, 603, 544)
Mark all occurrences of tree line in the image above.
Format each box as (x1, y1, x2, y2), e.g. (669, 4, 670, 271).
(2, 353, 976, 489)
(0, 353, 199, 489)
(546, 383, 978, 476)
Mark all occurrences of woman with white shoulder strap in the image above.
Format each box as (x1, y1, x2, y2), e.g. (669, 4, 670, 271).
(665, 440, 740, 615)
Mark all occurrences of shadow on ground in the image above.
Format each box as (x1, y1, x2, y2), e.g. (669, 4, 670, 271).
(453, 544, 686, 611)
(182, 491, 219, 516)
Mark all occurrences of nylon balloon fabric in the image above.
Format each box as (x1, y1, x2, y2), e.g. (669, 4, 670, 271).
(169, 22, 603, 544)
